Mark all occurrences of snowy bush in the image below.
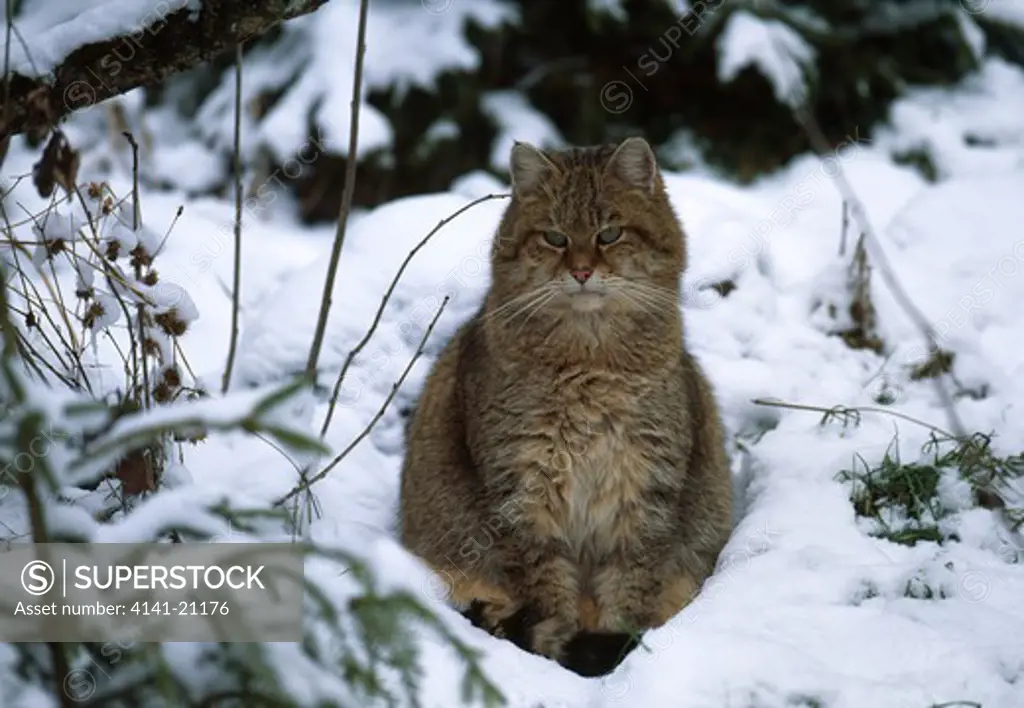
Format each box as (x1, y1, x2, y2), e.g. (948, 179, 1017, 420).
(0, 128, 501, 707)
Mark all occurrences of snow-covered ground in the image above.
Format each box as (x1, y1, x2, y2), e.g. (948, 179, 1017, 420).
(4, 12, 1024, 707)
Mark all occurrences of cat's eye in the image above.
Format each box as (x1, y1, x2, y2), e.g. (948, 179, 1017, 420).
(597, 226, 622, 245)
(542, 230, 568, 248)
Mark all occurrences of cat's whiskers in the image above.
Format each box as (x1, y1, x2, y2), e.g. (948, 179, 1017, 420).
(614, 279, 680, 314)
(493, 284, 559, 326)
(615, 287, 666, 318)
(485, 284, 556, 323)
(631, 289, 677, 314)
(628, 278, 679, 301)
(601, 277, 653, 312)
(612, 287, 657, 315)
(515, 290, 559, 335)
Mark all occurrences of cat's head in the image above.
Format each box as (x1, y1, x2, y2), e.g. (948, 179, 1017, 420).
(489, 137, 685, 321)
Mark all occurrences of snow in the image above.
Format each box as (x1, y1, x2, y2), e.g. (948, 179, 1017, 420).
(0, 0, 202, 78)
(481, 90, 565, 172)
(130, 53, 1024, 705)
(3, 8, 1024, 703)
(451, 170, 508, 200)
(87, 292, 122, 332)
(958, 11, 988, 60)
(229, 191, 509, 389)
(197, 0, 518, 163)
(303, 0, 514, 157)
(716, 10, 817, 108)
(149, 141, 225, 194)
(587, 0, 627, 21)
(876, 58, 1024, 180)
(33, 209, 86, 243)
(216, 56, 1023, 705)
(149, 281, 200, 321)
(980, 0, 1024, 29)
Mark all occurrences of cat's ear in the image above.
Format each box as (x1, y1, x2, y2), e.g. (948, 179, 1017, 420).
(605, 137, 658, 194)
(510, 141, 558, 198)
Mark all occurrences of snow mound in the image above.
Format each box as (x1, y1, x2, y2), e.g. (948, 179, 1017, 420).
(717, 10, 817, 108)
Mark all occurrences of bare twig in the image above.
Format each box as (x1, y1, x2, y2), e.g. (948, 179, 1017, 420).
(319, 192, 509, 436)
(9, 324, 77, 387)
(278, 295, 450, 507)
(0, 264, 18, 358)
(304, 0, 369, 380)
(44, 253, 72, 347)
(838, 200, 849, 256)
(2, 0, 11, 105)
(222, 42, 244, 395)
(123, 133, 151, 409)
(152, 205, 184, 259)
(174, 339, 198, 386)
(1, 0, 13, 169)
(125, 133, 141, 229)
(752, 397, 955, 439)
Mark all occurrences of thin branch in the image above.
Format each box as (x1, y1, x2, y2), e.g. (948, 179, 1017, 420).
(44, 250, 72, 351)
(0, 264, 18, 359)
(2, 0, 12, 166)
(123, 132, 151, 409)
(252, 431, 302, 473)
(9, 25, 38, 76)
(152, 204, 184, 259)
(838, 200, 849, 257)
(174, 339, 198, 386)
(13, 327, 77, 387)
(222, 41, 244, 395)
(304, 0, 370, 380)
(319, 192, 509, 436)
(751, 397, 955, 439)
(278, 295, 450, 506)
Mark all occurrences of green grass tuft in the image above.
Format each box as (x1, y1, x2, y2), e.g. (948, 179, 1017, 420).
(838, 432, 1024, 546)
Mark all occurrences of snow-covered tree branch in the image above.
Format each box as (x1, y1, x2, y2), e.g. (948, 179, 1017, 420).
(0, 0, 332, 144)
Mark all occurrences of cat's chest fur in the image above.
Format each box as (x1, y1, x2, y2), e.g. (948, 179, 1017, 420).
(506, 369, 659, 559)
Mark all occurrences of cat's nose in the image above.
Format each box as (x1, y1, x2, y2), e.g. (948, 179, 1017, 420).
(571, 269, 593, 284)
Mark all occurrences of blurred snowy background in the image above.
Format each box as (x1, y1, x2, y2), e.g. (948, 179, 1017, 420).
(2, 0, 1024, 706)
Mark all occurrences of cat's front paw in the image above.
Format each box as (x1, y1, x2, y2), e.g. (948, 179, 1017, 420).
(561, 630, 640, 677)
(530, 614, 578, 661)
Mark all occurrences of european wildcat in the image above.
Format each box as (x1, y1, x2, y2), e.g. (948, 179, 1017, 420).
(399, 136, 732, 675)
